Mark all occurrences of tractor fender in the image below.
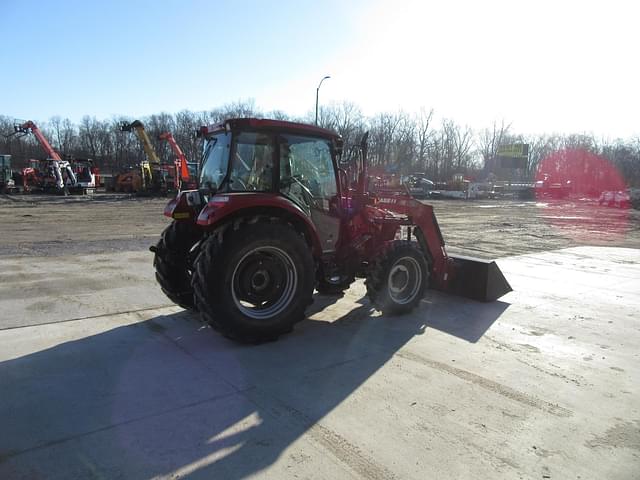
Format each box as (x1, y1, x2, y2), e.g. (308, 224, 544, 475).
(163, 190, 201, 220)
(196, 193, 323, 256)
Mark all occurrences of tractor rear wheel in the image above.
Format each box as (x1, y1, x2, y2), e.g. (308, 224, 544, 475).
(192, 221, 315, 343)
(152, 221, 202, 310)
(366, 241, 429, 315)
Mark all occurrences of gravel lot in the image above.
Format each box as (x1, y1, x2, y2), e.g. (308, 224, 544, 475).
(1, 193, 638, 258)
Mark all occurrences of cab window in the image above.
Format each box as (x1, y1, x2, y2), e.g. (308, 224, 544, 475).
(199, 133, 230, 190)
(229, 132, 275, 191)
(279, 135, 336, 212)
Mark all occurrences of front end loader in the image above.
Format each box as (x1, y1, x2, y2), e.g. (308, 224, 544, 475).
(152, 118, 511, 343)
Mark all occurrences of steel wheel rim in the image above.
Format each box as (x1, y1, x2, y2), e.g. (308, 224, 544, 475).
(231, 246, 298, 320)
(388, 256, 422, 304)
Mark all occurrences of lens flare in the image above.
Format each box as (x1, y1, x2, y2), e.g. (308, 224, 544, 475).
(535, 148, 630, 241)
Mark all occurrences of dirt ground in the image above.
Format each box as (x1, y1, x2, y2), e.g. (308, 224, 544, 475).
(1, 193, 638, 259)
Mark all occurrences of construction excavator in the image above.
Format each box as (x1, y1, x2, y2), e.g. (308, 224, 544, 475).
(11, 121, 78, 194)
(118, 120, 169, 195)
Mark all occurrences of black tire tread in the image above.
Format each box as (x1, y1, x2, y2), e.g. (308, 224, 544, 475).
(365, 240, 429, 315)
(192, 219, 314, 343)
(153, 221, 201, 310)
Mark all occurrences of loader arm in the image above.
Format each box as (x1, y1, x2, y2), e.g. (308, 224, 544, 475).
(159, 132, 190, 184)
(13, 121, 62, 161)
(350, 129, 510, 302)
(375, 192, 511, 302)
(131, 123, 161, 164)
(120, 120, 162, 186)
(373, 194, 448, 283)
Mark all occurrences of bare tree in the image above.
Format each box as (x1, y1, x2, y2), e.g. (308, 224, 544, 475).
(2, 101, 638, 188)
(79, 116, 113, 162)
(478, 120, 511, 173)
(368, 112, 403, 169)
(322, 101, 365, 147)
(445, 120, 473, 171)
(49, 116, 77, 156)
(414, 108, 434, 173)
(393, 112, 416, 173)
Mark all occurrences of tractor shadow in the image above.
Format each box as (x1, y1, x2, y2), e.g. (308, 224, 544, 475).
(0, 291, 508, 479)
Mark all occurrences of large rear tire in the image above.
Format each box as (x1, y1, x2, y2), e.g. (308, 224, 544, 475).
(152, 221, 202, 310)
(366, 241, 429, 315)
(192, 221, 315, 343)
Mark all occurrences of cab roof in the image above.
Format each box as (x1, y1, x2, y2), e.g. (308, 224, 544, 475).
(198, 118, 341, 140)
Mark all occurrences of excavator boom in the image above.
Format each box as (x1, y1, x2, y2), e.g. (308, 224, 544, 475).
(13, 121, 62, 161)
(11, 121, 78, 192)
(120, 120, 161, 164)
(159, 132, 190, 185)
(120, 120, 163, 190)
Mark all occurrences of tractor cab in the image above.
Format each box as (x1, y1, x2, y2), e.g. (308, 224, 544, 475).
(194, 119, 368, 221)
(73, 159, 95, 183)
(187, 118, 345, 251)
(197, 119, 341, 192)
(70, 158, 97, 194)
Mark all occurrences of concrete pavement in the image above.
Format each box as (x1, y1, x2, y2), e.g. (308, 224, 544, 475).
(0, 247, 638, 479)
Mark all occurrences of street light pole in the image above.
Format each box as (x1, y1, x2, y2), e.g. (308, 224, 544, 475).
(315, 75, 330, 125)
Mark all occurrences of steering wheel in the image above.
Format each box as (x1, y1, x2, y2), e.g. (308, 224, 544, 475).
(281, 174, 306, 189)
(282, 174, 316, 206)
(232, 177, 248, 191)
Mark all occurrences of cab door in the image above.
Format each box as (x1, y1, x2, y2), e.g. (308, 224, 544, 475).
(278, 134, 341, 252)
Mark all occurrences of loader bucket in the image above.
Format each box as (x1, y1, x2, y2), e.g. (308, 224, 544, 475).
(445, 255, 512, 302)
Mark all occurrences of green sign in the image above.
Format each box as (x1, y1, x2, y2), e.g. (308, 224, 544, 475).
(497, 143, 529, 159)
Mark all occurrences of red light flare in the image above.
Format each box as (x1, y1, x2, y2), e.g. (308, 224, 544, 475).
(534, 148, 630, 242)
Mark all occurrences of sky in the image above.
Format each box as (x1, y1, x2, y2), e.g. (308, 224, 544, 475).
(2, 0, 639, 138)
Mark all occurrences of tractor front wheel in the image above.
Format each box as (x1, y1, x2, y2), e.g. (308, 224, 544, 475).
(152, 221, 202, 310)
(192, 221, 315, 343)
(366, 241, 429, 315)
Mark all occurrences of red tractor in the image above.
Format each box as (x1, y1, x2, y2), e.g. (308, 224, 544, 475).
(152, 118, 511, 343)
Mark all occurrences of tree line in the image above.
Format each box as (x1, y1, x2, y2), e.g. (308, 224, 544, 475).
(1, 100, 639, 187)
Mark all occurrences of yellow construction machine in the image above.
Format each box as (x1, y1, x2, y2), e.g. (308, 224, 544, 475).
(118, 120, 168, 194)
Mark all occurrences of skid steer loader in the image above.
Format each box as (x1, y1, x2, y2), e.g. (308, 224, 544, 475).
(152, 118, 511, 343)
